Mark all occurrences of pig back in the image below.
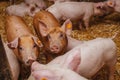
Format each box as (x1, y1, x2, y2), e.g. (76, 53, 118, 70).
(75, 38, 117, 78)
(6, 16, 33, 42)
(33, 11, 60, 32)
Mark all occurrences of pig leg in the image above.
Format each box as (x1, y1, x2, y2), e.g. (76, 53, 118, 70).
(83, 16, 90, 30)
(108, 66, 115, 80)
(106, 58, 117, 80)
(78, 20, 83, 30)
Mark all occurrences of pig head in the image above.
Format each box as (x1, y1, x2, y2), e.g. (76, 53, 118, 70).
(104, 0, 120, 14)
(37, 20, 72, 54)
(7, 35, 42, 66)
(93, 2, 113, 16)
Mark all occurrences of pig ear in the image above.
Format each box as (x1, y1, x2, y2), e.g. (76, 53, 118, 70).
(63, 49, 81, 71)
(38, 20, 48, 37)
(106, 1, 115, 8)
(61, 19, 72, 36)
(32, 36, 43, 47)
(7, 38, 19, 49)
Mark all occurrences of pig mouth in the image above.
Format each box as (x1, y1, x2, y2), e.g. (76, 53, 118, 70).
(49, 46, 62, 54)
(48, 48, 62, 54)
(20, 59, 36, 67)
(50, 50, 61, 54)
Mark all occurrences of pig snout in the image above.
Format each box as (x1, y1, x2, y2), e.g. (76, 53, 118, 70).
(26, 59, 35, 66)
(25, 57, 36, 66)
(50, 45, 60, 53)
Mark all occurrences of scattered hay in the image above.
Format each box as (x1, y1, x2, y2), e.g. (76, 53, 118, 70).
(0, 1, 120, 80)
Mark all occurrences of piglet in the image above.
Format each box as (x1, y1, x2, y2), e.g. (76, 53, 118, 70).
(6, 15, 43, 79)
(46, 2, 112, 29)
(6, 15, 43, 66)
(6, 2, 40, 17)
(29, 60, 88, 80)
(3, 41, 20, 80)
(24, 0, 46, 9)
(49, 37, 117, 80)
(33, 11, 72, 63)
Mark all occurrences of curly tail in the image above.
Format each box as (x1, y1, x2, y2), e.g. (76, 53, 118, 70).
(111, 31, 119, 39)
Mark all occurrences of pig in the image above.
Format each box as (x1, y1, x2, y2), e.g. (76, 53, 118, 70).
(48, 37, 117, 80)
(3, 41, 20, 80)
(33, 11, 72, 63)
(46, 2, 112, 29)
(6, 2, 40, 17)
(24, 0, 46, 9)
(29, 61, 88, 80)
(5, 16, 43, 66)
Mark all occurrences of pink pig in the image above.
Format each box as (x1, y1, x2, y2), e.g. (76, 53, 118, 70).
(46, 2, 112, 29)
(6, 2, 40, 17)
(29, 60, 88, 80)
(49, 37, 117, 80)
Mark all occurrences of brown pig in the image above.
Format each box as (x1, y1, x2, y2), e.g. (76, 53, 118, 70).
(6, 16, 43, 66)
(33, 10, 72, 63)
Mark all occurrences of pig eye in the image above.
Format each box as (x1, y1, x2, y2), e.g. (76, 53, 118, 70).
(33, 44, 37, 48)
(18, 46, 23, 50)
(35, 4, 38, 7)
(30, 7, 35, 13)
(59, 33, 64, 38)
(47, 34, 51, 40)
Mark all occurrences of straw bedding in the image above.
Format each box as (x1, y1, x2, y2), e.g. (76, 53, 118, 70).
(0, 0, 120, 80)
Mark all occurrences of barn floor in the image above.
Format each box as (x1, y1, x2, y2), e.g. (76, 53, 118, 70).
(0, 1, 120, 80)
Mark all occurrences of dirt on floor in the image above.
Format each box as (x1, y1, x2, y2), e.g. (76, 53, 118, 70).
(0, 0, 120, 80)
